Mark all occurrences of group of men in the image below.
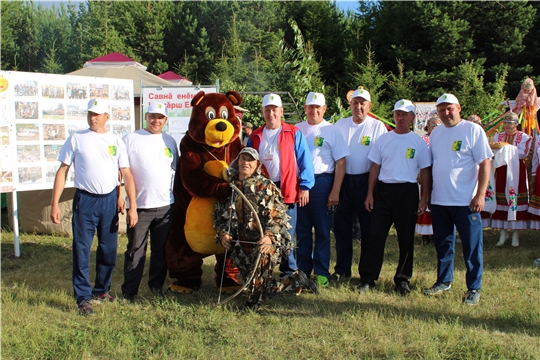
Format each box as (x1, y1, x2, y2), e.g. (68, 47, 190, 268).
(52, 88, 492, 316)
(249, 91, 490, 306)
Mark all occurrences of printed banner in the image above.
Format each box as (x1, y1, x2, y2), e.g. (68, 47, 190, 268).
(0, 71, 135, 192)
(141, 86, 217, 145)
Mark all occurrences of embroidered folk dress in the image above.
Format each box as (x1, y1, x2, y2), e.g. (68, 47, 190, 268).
(416, 134, 433, 236)
(214, 174, 292, 304)
(491, 131, 532, 229)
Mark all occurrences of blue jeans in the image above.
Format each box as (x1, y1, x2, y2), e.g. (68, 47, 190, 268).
(430, 205, 483, 291)
(72, 189, 119, 302)
(333, 173, 371, 276)
(296, 173, 333, 278)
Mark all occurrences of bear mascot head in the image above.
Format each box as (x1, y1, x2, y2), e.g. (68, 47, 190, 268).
(165, 90, 244, 293)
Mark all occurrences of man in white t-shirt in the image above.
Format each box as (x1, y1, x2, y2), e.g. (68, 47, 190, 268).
(332, 88, 387, 281)
(51, 98, 138, 316)
(121, 102, 178, 302)
(423, 93, 492, 306)
(359, 100, 431, 295)
(295, 92, 349, 287)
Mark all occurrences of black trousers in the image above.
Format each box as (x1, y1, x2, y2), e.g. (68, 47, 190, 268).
(359, 182, 418, 285)
(122, 205, 172, 296)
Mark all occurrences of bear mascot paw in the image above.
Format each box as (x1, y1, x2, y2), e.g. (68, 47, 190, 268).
(166, 90, 244, 294)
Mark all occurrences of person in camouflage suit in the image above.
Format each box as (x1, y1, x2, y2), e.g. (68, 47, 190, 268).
(214, 147, 292, 309)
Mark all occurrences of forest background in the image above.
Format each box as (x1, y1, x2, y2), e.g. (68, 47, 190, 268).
(2, 0, 540, 126)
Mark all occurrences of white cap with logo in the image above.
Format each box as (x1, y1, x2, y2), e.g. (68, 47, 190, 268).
(351, 88, 371, 102)
(262, 93, 282, 107)
(436, 93, 460, 106)
(305, 92, 326, 106)
(393, 99, 415, 113)
(87, 98, 109, 114)
(147, 102, 168, 116)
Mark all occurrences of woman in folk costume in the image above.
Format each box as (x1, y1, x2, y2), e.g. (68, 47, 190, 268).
(492, 112, 532, 246)
(529, 135, 540, 230)
(416, 115, 441, 245)
(514, 78, 538, 136)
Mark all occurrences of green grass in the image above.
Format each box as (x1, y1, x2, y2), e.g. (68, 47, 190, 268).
(2, 229, 540, 359)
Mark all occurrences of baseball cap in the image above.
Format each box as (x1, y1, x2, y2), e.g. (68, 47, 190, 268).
(227, 147, 262, 180)
(147, 102, 168, 116)
(351, 88, 371, 102)
(393, 99, 415, 113)
(262, 93, 282, 107)
(436, 93, 460, 106)
(237, 147, 259, 161)
(305, 92, 326, 106)
(87, 98, 109, 114)
(243, 122, 253, 129)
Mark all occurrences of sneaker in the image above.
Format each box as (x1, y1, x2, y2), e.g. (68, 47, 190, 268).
(396, 281, 411, 296)
(92, 292, 115, 302)
(534, 258, 540, 267)
(77, 300, 94, 316)
(316, 275, 329, 287)
(122, 294, 135, 303)
(329, 273, 352, 282)
(463, 290, 480, 305)
(423, 282, 451, 296)
(357, 281, 374, 293)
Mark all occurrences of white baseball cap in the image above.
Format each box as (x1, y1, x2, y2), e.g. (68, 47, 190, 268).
(436, 93, 460, 106)
(393, 99, 415, 113)
(305, 92, 326, 106)
(147, 102, 168, 116)
(87, 98, 109, 114)
(262, 93, 282, 107)
(351, 88, 371, 102)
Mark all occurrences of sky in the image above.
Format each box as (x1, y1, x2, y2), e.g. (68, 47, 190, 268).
(35, 0, 359, 14)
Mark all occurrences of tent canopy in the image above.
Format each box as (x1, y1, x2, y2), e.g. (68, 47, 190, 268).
(158, 71, 193, 85)
(68, 52, 171, 97)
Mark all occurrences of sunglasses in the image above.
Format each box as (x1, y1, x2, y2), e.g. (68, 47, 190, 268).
(504, 121, 517, 124)
(327, 204, 340, 215)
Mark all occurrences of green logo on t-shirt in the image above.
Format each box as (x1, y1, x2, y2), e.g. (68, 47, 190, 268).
(314, 137, 324, 147)
(406, 148, 415, 159)
(361, 136, 371, 146)
(108, 145, 117, 156)
(452, 140, 462, 151)
(165, 147, 173, 158)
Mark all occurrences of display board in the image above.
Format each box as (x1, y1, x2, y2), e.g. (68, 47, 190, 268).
(141, 85, 217, 145)
(0, 71, 135, 192)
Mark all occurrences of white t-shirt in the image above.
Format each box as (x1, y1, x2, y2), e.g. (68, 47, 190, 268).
(334, 116, 387, 174)
(368, 131, 431, 183)
(430, 120, 493, 206)
(259, 126, 282, 182)
(57, 129, 129, 194)
(123, 129, 178, 209)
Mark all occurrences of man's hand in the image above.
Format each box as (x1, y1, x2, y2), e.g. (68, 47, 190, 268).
(364, 193, 374, 213)
(258, 236, 273, 254)
(51, 204, 61, 224)
(469, 193, 485, 213)
(220, 234, 232, 250)
(298, 189, 309, 207)
(127, 207, 138, 228)
(117, 197, 125, 214)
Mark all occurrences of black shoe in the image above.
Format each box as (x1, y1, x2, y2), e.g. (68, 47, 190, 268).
(357, 281, 374, 293)
(77, 300, 94, 316)
(329, 272, 352, 282)
(396, 282, 411, 296)
(422, 235, 432, 246)
(122, 293, 135, 303)
(150, 287, 166, 296)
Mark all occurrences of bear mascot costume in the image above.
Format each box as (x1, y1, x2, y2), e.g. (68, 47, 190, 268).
(166, 90, 244, 293)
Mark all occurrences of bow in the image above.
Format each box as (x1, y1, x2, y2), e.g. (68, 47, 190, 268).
(217, 181, 264, 306)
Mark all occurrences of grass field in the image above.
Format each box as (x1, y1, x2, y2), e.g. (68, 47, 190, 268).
(1, 228, 539, 359)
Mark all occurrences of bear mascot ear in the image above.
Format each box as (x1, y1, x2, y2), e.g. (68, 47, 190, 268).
(225, 91, 242, 106)
(191, 90, 206, 107)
